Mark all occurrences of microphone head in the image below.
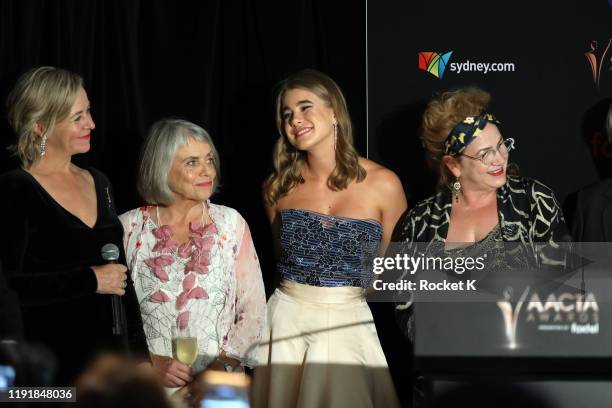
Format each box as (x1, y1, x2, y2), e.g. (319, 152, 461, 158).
(101, 243, 120, 262)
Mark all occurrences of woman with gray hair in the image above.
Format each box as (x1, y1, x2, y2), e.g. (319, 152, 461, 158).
(119, 118, 266, 399)
(0, 66, 148, 384)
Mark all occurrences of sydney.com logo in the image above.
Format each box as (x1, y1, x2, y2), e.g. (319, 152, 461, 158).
(418, 51, 516, 79)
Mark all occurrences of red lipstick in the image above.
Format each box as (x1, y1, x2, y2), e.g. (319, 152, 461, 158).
(488, 167, 504, 176)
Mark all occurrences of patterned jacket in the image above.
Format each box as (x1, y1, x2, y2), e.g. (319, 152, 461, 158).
(396, 176, 571, 266)
(394, 176, 572, 339)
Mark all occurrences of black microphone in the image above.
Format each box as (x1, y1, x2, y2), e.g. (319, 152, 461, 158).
(101, 243, 124, 336)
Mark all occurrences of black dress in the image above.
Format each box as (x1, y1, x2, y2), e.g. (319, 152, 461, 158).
(0, 168, 147, 385)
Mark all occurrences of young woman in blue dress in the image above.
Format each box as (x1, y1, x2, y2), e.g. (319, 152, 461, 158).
(253, 69, 406, 408)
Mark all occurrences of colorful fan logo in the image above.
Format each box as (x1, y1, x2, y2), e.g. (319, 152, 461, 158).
(418, 51, 453, 79)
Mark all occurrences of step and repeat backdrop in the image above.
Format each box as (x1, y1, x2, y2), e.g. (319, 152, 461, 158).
(367, 0, 612, 209)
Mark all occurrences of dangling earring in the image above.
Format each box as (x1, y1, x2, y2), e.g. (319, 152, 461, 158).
(452, 177, 461, 202)
(39, 134, 47, 157)
(333, 123, 338, 151)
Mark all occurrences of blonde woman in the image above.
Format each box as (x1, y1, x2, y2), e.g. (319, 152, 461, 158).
(0, 67, 147, 384)
(253, 69, 405, 408)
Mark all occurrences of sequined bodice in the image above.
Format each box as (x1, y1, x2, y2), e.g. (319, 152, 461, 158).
(277, 209, 383, 287)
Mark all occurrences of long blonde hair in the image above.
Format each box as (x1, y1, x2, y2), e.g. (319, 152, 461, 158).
(263, 69, 365, 206)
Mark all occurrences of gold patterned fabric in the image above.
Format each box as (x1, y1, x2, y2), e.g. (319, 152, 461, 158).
(444, 112, 501, 156)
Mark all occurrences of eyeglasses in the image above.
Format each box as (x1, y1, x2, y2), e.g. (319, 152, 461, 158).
(460, 138, 515, 166)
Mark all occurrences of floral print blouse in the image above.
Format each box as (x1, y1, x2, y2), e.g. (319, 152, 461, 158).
(120, 203, 266, 370)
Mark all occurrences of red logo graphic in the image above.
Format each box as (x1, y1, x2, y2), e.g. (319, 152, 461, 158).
(418, 51, 453, 79)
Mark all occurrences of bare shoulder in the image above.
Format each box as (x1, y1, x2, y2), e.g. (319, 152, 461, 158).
(358, 157, 403, 194)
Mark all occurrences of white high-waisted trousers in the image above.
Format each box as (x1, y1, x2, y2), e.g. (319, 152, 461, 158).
(251, 280, 400, 408)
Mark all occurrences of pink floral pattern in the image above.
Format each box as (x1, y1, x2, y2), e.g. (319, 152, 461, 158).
(152, 225, 178, 253)
(120, 204, 266, 372)
(177, 310, 191, 330)
(150, 290, 171, 303)
(145, 220, 217, 329)
(144, 255, 173, 282)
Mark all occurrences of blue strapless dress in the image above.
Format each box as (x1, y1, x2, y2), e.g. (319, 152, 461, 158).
(277, 208, 382, 287)
(253, 209, 400, 408)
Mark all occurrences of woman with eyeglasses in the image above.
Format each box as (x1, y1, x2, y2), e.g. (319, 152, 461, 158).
(394, 86, 571, 340)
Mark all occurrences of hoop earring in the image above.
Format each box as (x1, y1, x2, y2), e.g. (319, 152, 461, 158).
(39, 134, 47, 157)
(452, 177, 461, 202)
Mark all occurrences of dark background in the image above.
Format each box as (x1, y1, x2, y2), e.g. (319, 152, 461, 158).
(0, 0, 366, 293)
(368, 0, 612, 211)
(2, 1, 611, 405)
(366, 1, 612, 404)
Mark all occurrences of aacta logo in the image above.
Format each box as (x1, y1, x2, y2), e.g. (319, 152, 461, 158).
(497, 287, 599, 349)
(496, 286, 530, 350)
(585, 39, 611, 88)
(418, 51, 453, 79)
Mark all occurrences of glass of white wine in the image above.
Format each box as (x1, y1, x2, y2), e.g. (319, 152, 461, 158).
(172, 323, 198, 367)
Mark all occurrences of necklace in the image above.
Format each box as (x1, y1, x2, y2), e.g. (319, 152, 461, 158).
(148, 202, 215, 335)
(156, 202, 207, 227)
